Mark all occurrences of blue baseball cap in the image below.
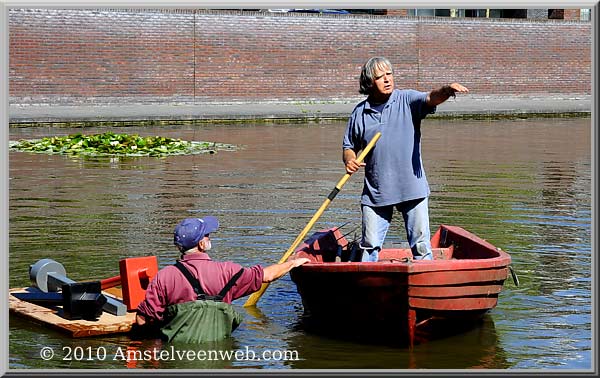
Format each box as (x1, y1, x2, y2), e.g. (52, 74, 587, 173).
(173, 216, 219, 251)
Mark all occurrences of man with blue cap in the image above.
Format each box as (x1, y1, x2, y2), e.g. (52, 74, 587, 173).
(135, 216, 310, 343)
(172, 216, 220, 254)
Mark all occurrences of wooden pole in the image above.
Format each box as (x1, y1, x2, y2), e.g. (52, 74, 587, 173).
(244, 132, 382, 307)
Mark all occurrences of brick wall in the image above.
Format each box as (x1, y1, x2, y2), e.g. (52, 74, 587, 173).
(9, 9, 195, 103)
(9, 9, 592, 105)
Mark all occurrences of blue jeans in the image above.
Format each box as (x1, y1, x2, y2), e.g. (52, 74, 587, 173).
(360, 197, 433, 262)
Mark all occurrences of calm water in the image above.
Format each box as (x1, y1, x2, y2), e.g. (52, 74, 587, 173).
(7, 118, 592, 371)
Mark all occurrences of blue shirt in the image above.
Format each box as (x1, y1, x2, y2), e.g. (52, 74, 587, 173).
(343, 89, 436, 207)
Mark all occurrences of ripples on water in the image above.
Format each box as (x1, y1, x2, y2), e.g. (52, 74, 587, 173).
(8, 118, 592, 370)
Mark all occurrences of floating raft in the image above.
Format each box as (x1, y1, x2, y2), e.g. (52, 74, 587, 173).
(9, 287, 136, 338)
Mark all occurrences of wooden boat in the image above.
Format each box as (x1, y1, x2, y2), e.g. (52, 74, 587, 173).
(288, 224, 512, 346)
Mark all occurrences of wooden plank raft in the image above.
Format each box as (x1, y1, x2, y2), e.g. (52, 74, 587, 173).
(9, 287, 136, 338)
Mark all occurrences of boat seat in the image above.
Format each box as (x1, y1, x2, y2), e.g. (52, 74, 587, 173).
(378, 258, 412, 263)
(432, 246, 454, 260)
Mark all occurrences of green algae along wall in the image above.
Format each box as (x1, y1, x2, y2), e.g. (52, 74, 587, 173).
(9, 8, 592, 105)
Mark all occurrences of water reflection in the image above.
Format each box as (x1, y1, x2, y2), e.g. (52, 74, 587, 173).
(285, 315, 509, 369)
(8, 118, 591, 370)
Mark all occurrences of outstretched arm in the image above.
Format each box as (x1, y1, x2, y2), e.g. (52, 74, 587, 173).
(427, 83, 469, 107)
(262, 258, 311, 283)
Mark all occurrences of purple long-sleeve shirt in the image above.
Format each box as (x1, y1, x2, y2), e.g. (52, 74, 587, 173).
(136, 252, 264, 322)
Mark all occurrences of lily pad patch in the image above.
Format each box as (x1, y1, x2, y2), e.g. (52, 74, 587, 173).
(9, 132, 238, 157)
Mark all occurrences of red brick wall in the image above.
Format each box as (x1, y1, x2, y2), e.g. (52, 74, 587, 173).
(417, 19, 591, 94)
(9, 9, 195, 103)
(9, 9, 592, 105)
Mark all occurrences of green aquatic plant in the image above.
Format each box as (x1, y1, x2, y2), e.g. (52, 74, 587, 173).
(9, 132, 237, 157)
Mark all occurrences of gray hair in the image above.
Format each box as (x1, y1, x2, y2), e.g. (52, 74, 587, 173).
(359, 57, 394, 95)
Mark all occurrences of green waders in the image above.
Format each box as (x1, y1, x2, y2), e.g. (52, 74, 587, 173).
(160, 261, 245, 343)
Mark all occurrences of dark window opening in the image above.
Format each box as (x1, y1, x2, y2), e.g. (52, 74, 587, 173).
(548, 9, 565, 19)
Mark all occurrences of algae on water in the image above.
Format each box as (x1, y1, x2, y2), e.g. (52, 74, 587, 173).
(9, 132, 238, 157)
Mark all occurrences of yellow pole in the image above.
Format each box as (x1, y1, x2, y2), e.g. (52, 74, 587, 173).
(244, 132, 382, 307)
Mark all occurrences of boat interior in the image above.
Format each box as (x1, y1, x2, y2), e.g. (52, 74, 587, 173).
(293, 228, 456, 263)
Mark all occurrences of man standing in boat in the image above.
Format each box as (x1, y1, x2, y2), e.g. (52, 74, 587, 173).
(135, 216, 310, 342)
(343, 56, 469, 262)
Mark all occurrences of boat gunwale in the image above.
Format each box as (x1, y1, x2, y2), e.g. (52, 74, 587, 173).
(291, 224, 512, 273)
(295, 249, 512, 274)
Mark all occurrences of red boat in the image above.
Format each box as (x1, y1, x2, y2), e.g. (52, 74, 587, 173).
(288, 224, 513, 346)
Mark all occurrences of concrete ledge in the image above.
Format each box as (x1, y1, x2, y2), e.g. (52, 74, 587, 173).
(9, 95, 592, 124)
